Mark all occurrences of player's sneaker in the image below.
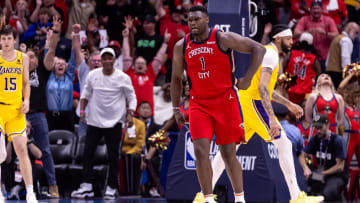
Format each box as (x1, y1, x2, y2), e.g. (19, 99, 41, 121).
(290, 191, 324, 203)
(193, 192, 205, 203)
(26, 191, 38, 203)
(193, 192, 218, 203)
(71, 183, 94, 199)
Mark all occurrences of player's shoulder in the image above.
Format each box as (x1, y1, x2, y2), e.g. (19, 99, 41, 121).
(307, 92, 319, 102)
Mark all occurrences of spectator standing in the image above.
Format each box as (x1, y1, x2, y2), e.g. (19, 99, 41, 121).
(44, 16, 76, 132)
(71, 23, 101, 137)
(284, 32, 321, 104)
(156, 0, 189, 81)
(294, 1, 338, 71)
(108, 40, 123, 71)
(326, 22, 360, 89)
(22, 7, 51, 50)
(71, 47, 137, 200)
(26, 48, 59, 198)
(135, 14, 164, 65)
(123, 21, 170, 115)
(65, 0, 94, 39)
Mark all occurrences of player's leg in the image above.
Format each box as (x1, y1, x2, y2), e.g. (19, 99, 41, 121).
(218, 143, 244, 202)
(211, 144, 240, 189)
(0, 129, 6, 203)
(213, 89, 245, 202)
(193, 139, 213, 195)
(7, 111, 37, 203)
(272, 130, 300, 200)
(190, 102, 215, 202)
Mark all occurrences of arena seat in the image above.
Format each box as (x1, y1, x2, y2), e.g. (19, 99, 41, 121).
(49, 130, 77, 171)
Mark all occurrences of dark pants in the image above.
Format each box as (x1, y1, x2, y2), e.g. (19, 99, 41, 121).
(27, 112, 57, 186)
(326, 71, 342, 90)
(119, 153, 141, 195)
(82, 123, 122, 189)
(308, 175, 347, 202)
(47, 110, 74, 132)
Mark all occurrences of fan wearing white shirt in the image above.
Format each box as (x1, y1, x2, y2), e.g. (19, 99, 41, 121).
(326, 22, 360, 89)
(71, 47, 137, 200)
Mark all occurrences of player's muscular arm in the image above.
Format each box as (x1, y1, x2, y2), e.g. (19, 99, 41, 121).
(171, 39, 185, 109)
(272, 90, 291, 106)
(273, 90, 304, 119)
(22, 53, 30, 114)
(218, 32, 265, 86)
(171, 39, 186, 125)
(258, 67, 275, 118)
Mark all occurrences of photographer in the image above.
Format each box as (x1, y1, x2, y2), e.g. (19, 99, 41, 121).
(302, 113, 348, 201)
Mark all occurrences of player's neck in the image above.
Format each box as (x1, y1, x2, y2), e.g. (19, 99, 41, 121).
(0, 49, 16, 61)
(319, 86, 334, 99)
(192, 29, 210, 42)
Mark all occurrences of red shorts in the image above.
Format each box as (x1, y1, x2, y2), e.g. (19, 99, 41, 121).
(189, 88, 244, 145)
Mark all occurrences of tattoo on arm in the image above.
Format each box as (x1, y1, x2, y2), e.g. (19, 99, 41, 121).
(259, 86, 275, 117)
(272, 91, 290, 106)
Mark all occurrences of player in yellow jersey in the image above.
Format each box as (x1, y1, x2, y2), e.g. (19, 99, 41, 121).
(0, 25, 38, 203)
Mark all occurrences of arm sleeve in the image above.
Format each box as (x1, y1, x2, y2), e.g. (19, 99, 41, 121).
(67, 49, 76, 80)
(261, 47, 279, 70)
(123, 74, 137, 111)
(335, 136, 347, 159)
(340, 37, 353, 68)
(22, 24, 36, 42)
(80, 72, 93, 100)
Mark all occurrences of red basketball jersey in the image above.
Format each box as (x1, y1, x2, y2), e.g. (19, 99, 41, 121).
(345, 107, 360, 134)
(297, 121, 317, 146)
(287, 50, 316, 103)
(314, 94, 339, 133)
(184, 28, 235, 98)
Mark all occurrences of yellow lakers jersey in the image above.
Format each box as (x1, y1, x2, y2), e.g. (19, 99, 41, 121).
(239, 44, 279, 100)
(0, 50, 23, 106)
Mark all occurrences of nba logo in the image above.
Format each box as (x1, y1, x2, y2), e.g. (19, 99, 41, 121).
(184, 130, 196, 170)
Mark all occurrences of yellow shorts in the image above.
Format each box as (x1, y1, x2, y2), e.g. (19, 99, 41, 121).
(0, 104, 26, 141)
(239, 95, 283, 143)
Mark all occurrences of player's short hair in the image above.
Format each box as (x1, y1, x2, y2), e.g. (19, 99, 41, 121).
(269, 24, 290, 41)
(0, 25, 17, 39)
(138, 100, 151, 109)
(189, 5, 208, 16)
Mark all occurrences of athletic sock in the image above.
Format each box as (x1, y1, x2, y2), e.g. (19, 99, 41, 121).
(204, 194, 215, 203)
(235, 192, 245, 202)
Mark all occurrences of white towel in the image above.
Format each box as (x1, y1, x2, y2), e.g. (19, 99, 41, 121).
(327, 0, 339, 11)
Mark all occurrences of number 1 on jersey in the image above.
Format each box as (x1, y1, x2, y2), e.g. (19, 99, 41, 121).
(200, 57, 206, 70)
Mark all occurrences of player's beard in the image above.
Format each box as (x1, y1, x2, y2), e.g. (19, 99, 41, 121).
(281, 40, 290, 54)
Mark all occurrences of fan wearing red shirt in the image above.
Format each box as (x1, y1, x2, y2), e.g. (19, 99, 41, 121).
(122, 19, 170, 116)
(171, 6, 265, 203)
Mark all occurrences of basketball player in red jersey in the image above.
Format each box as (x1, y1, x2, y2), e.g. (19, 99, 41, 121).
(171, 6, 266, 203)
(305, 74, 344, 135)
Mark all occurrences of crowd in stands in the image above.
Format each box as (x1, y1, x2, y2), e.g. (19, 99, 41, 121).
(0, 0, 360, 201)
